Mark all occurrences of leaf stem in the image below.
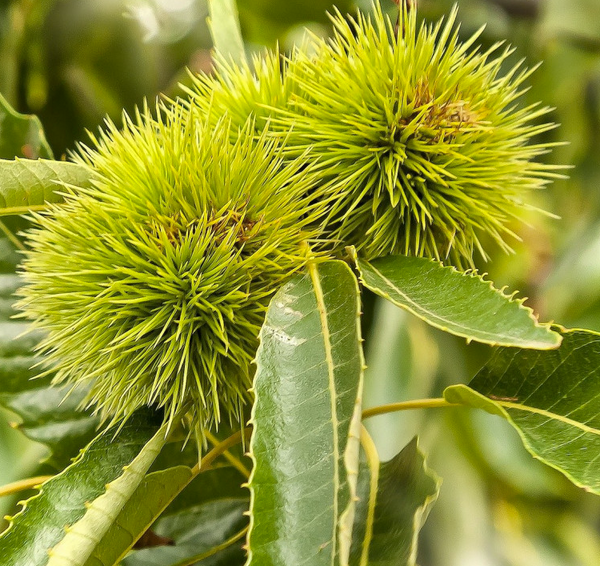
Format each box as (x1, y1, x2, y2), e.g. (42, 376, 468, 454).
(0, 475, 52, 498)
(362, 398, 458, 420)
(0, 218, 25, 250)
(191, 427, 251, 475)
(0, 204, 49, 216)
(205, 429, 250, 478)
(172, 525, 249, 566)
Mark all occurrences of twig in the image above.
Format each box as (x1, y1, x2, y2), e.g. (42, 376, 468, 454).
(0, 475, 53, 498)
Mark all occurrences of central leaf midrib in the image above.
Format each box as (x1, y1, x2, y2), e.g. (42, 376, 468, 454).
(499, 400, 600, 436)
(308, 262, 339, 566)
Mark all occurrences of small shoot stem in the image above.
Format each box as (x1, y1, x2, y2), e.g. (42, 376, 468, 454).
(172, 525, 249, 566)
(205, 429, 250, 478)
(191, 427, 251, 475)
(0, 475, 52, 498)
(0, 218, 25, 250)
(362, 398, 459, 420)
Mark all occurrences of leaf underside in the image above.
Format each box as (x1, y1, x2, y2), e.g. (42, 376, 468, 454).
(350, 438, 440, 566)
(354, 253, 561, 349)
(0, 158, 92, 213)
(445, 329, 600, 494)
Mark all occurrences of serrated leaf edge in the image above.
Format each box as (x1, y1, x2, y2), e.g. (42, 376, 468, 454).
(350, 247, 561, 349)
(443, 382, 600, 495)
(245, 260, 364, 566)
(336, 264, 364, 566)
(0, 430, 104, 541)
(357, 426, 380, 566)
(46, 424, 169, 566)
(86, 465, 194, 566)
(406, 438, 441, 566)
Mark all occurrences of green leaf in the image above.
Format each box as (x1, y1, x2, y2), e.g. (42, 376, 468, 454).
(0, 158, 92, 215)
(0, 229, 98, 470)
(0, 412, 161, 566)
(83, 466, 193, 566)
(350, 437, 440, 566)
(122, 467, 248, 566)
(247, 260, 365, 566)
(354, 252, 561, 349)
(123, 500, 247, 566)
(46, 421, 169, 566)
(0, 93, 53, 160)
(207, 0, 245, 65)
(444, 329, 600, 495)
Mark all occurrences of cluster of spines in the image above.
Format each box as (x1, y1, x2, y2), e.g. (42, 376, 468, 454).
(188, 2, 564, 267)
(18, 0, 565, 438)
(18, 104, 330, 436)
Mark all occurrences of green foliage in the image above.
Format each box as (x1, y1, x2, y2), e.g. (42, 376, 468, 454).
(46, 422, 170, 566)
(0, 94, 90, 215)
(17, 105, 330, 437)
(0, 228, 98, 469)
(0, 94, 52, 160)
(122, 468, 248, 566)
(0, 412, 161, 566)
(355, 253, 561, 348)
(0, 159, 91, 214)
(84, 466, 194, 566)
(445, 329, 600, 495)
(350, 437, 440, 566)
(247, 260, 364, 566)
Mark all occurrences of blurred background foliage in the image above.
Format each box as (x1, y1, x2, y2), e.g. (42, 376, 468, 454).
(0, 0, 599, 564)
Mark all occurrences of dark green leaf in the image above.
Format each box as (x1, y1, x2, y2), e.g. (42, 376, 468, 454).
(0, 94, 53, 160)
(354, 253, 561, 349)
(445, 329, 600, 495)
(0, 231, 98, 470)
(0, 158, 91, 215)
(0, 412, 161, 566)
(350, 437, 440, 566)
(124, 500, 247, 566)
(123, 467, 248, 566)
(247, 260, 364, 566)
(45, 420, 169, 566)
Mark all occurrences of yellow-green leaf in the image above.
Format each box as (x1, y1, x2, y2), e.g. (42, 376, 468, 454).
(0, 158, 91, 215)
